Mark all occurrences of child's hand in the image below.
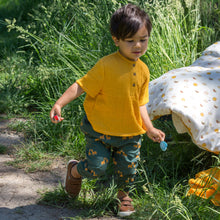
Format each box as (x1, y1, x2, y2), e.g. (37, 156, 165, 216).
(146, 127, 165, 143)
(50, 104, 64, 123)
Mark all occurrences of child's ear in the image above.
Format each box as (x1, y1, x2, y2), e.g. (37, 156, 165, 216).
(112, 36, 119, 46)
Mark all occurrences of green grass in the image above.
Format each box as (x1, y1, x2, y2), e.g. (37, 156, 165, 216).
(0, 0, 220, 218)
(0, 145, 7, 154)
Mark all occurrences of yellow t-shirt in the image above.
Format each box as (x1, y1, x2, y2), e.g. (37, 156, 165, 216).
(76, 51, 150, 137)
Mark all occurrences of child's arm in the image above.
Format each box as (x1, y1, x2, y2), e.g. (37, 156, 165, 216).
(50, 82, 84, 123)
(139, 105, 165, 142)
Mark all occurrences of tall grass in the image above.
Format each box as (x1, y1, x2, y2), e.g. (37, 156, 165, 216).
(2, 0, 219, 111)
(0, 0, 220, 218)
(143, 0, 219, 79)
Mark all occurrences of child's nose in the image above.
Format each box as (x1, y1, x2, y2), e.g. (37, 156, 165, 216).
(134, 41, 141, 48)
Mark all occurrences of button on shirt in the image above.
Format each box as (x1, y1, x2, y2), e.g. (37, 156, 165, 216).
(76, 51, 150, 137)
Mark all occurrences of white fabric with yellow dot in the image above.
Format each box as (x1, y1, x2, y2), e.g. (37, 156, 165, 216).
(146, 41, 220, 153)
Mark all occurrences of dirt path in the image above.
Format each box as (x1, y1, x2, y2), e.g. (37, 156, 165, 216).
(0, 116, 119, 220)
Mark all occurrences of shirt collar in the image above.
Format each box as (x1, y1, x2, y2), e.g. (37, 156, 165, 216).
(116, 51, 138, 64)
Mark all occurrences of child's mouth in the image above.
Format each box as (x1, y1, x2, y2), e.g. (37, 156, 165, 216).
(133, 51, 141, 54)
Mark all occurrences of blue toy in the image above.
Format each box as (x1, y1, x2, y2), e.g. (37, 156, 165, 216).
(160, 141, 168, 151)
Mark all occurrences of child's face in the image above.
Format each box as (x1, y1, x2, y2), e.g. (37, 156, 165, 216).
(112, 25, 149, 61)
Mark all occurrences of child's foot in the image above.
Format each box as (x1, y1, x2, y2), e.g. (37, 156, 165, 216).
(118, 195, 135, 217)
(65, 160, 82, 197)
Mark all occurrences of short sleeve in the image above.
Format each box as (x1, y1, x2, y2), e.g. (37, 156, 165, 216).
(76, 59, 104, 98)
(139, 68, 150, 106)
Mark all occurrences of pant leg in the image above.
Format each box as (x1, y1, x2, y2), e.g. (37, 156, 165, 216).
(113, 136, 141, 191)
(77, 135, 111, 178)
(77, 116, 111, 179)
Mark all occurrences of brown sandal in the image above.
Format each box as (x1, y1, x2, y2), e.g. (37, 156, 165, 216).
(65, 160, 82, 197)
(118, 195, 135, 217)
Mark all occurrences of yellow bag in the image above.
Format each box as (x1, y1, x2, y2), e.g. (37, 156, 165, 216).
(187, 167, 220, 206)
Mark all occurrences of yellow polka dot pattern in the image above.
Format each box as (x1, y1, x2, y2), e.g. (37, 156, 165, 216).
(147, 41, 220, 153)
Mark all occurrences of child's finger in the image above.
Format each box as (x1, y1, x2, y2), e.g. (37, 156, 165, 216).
(159, 130, 165, 141)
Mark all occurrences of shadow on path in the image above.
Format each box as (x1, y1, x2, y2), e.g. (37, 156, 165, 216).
(0, 205, 80, 220)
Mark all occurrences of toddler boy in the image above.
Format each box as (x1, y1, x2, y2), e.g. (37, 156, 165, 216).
(50, 4, 165, 217)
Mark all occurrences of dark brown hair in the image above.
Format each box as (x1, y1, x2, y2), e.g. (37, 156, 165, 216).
(110, 4, 152, 40)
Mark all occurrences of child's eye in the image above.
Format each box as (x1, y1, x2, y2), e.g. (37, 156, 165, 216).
(140, 39, 147, 42)
(126, 39, 134, 43)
